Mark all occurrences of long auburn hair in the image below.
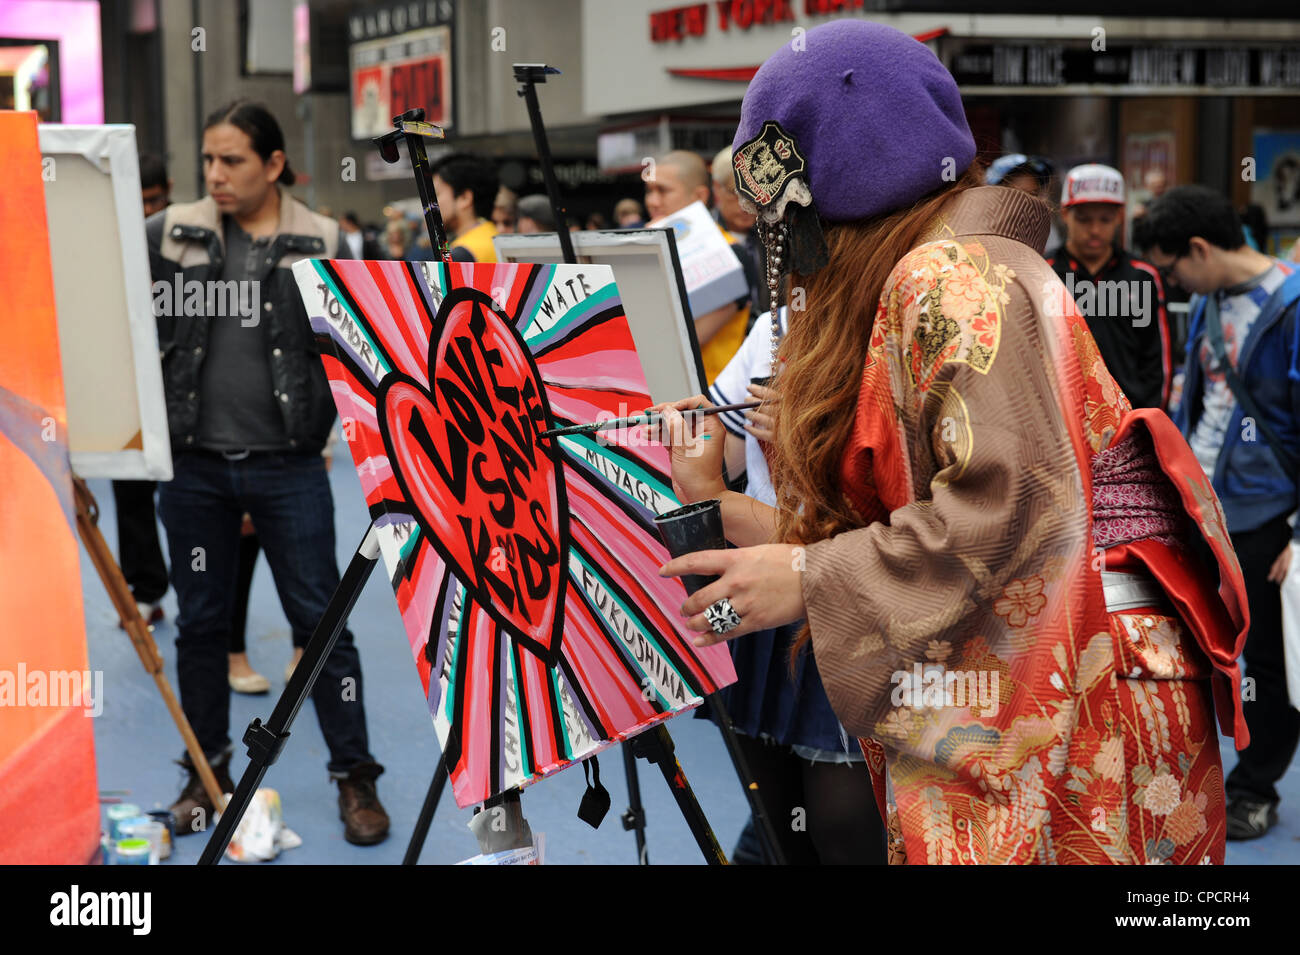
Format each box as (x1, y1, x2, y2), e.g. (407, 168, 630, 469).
(768, 166, 985, 653)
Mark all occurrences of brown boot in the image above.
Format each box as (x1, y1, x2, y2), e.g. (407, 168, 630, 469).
(169, 750, 234, 837)
(337, 762, 390, 846)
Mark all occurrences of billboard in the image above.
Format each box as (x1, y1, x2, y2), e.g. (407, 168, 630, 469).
(350, 25, 452, 140)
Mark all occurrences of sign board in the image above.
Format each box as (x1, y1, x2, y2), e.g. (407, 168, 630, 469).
(647, 200, 748, 319)
(350, 25, 453, 139)
(1252, 129, 1300, 228)
(944, 39, 1300, 93)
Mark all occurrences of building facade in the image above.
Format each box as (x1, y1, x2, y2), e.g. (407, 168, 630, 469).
(7, 1, 1300, 250)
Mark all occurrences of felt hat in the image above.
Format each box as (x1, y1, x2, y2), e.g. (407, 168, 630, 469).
(732, 19, 976, 224)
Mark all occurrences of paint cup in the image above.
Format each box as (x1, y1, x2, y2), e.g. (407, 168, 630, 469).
(120, 820, 165, 864)
(653, 499, 725, 596)
(114, 815, 151, 855)
(147, 810, 174, 860)
(112, 838, 152, 865)
(106, 803, 142, 842)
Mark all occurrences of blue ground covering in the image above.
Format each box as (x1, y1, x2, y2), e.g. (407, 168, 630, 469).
(82, 460, 1298, 864)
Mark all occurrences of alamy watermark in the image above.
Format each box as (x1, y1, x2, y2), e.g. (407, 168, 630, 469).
(890, 662, 999, 718)
(152, 273, 261, 327)
(1045, 275, 1153, 328)
(0, 664, 103, 717)
(50, 886, 150, 934)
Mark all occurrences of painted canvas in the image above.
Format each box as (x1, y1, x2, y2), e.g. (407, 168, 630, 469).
(0, 111, 99, 862)
(291, 258, 736, 807)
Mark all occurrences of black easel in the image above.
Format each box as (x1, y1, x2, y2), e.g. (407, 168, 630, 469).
(512, 67, 660, 863)
(516, 62, 786, 867)
(372, 108, 453, 264)
(199, 525, 382, 864)
(393, 75, 739, 866)
(501, 63, 784, 864)
(391, 76, 728, 865)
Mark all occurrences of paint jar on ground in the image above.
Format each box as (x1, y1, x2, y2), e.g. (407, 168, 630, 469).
(120, 820, 165, 864)
(106, 803, 142, 842)
(112, 838, 153, 865)
(147, 809, 174, 859)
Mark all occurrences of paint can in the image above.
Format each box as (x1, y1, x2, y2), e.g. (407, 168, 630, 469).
(112, 838, 152, 865)
(146, 809, 174, 859)
(106, 803, 142, 842)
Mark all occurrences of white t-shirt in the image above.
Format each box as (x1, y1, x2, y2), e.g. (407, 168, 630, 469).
(1188, 261, 1293, 480)
(343, 229, 364, 259)
(707, 308, 787, 506)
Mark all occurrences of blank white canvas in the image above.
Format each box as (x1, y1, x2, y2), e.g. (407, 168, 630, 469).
(40, 124, 171, 480)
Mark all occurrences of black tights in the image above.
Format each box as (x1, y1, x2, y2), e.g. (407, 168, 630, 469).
(735, 733, 886, 865)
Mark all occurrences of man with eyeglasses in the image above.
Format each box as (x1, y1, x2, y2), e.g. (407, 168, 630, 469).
(1137, 184, 1300, 841)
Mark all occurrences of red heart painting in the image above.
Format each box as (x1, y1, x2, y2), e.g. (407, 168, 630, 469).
(378, 286, 569, 665)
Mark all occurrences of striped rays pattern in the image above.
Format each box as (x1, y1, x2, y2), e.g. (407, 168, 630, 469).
(292, 258, 735, 807)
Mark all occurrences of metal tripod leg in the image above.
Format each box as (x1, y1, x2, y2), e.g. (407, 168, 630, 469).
(198, 524, 381, 865)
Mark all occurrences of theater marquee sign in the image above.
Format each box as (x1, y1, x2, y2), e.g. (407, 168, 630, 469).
(349, 0, 455, 140)
(944, 39, 1300, 93)
(582, 2, 1300, 116)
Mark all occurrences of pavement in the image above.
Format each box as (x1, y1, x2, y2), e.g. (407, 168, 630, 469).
(82, 458, 1299, 864)
(82, 460, 748, 866)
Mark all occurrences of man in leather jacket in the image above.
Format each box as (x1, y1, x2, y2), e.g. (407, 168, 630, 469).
(147, 101, 389, 846)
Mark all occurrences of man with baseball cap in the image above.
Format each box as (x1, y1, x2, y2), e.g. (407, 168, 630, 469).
(1048, 163, 1172, 409)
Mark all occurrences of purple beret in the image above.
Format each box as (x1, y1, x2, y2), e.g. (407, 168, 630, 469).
(734, 20, 975, 223)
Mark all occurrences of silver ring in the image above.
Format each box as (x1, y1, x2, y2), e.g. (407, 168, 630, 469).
(704, 598, 742, 636)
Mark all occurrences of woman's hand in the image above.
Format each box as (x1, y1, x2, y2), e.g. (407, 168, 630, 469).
(640, 395, 727, 505)
(660, 543, 806, 646)
(745, 382, 777, 442)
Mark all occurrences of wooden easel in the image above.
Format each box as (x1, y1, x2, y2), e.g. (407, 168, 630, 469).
(72, 476, 226, 812)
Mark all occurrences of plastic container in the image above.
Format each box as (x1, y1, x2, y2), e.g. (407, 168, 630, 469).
(147, 809, 174, 860)
(105, 803, 142, 842)
(120, 820, 165, 864)
(653, 499, 725, 596)
(112, 838, 152, 865)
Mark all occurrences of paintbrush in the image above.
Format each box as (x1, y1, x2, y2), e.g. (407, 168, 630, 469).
(539, 400, 761, 439)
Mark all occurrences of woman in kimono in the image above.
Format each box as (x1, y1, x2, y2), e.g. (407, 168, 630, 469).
(655, 20, 1250, 865)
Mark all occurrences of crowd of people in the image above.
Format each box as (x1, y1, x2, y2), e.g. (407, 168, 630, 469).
(343, 165, 640, 264)
(110, 18, 1300, 864)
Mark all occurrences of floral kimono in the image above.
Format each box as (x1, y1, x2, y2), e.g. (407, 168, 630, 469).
(801, 185, 1249, 865)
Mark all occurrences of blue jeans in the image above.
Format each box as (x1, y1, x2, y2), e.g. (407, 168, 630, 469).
(158, 451, 376, 774)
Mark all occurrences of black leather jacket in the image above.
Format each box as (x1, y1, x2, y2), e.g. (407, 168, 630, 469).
(145, 195, 344, 454)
